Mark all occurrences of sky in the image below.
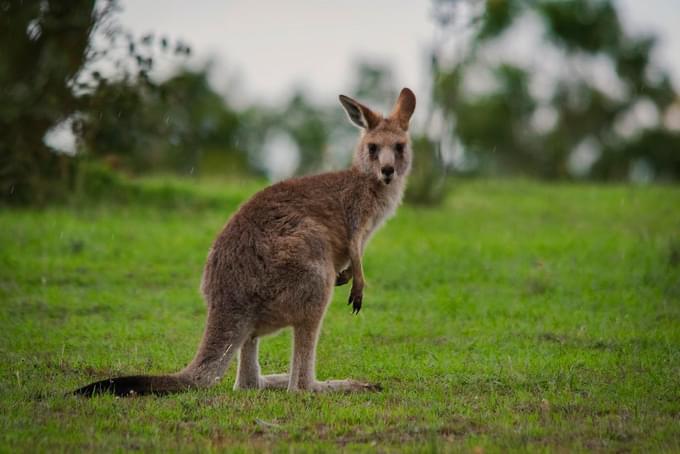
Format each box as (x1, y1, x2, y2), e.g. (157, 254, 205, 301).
(118, 0, 433, 107)
(118, 0, 680, 108)
(47, 1, 680, 157)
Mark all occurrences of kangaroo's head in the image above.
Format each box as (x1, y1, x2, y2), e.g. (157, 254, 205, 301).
(339, 88, 416, 186)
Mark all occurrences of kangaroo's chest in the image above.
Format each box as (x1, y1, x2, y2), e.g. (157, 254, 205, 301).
(362, 185, 403, 246)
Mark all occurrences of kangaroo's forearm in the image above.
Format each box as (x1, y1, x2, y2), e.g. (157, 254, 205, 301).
(347, 239, 365, 313)
(349, 243, 364, 288)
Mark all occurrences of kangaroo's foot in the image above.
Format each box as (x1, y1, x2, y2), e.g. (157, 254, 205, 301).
(260, 373, 290, 389)
(234, 374, 289, 390)
(237, 374, 381, 392)
(292, 379, 381, 393)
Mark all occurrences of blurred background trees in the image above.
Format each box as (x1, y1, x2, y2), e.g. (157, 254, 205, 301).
(431, 0, 680, 181)
(0, 0, 199, 204)
(79, 67, 246, 175)
(1, 0, 679, 206)
(1, 0, 101, 204)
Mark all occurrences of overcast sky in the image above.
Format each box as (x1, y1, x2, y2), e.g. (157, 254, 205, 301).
(118, 0, 680, 106)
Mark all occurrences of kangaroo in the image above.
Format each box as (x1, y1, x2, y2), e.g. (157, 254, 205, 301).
(73, 88, 416, 396)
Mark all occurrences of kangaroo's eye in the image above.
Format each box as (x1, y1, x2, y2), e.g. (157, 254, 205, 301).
(395, 142, 405, 154)
(367, 143, 379, 158)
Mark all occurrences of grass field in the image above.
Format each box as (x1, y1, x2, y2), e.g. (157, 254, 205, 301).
(1, 178, 679, 452)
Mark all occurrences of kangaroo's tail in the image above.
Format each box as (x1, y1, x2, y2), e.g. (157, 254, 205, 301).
(72, 308, 247, 397)
(73, 374, 194, 396)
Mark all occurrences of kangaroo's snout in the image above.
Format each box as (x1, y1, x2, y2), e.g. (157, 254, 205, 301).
(381, 166, 395, 183)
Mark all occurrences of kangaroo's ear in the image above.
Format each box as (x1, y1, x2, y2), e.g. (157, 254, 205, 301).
(339, 95, 381, 130)
(390, 88, 416, 130)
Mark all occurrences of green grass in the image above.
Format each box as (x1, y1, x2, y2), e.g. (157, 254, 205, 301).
(1, 178, 679, 452)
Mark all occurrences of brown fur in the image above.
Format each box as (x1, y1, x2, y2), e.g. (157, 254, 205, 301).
(73, 88, 416, 396)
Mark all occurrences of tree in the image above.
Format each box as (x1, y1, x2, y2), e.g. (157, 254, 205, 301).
(432, 0, 680, 181)
(79, 67, 243, 174)
(1, 0, 102, 204)
(0, 0, 192, 204)
(280, 91, 330, 175)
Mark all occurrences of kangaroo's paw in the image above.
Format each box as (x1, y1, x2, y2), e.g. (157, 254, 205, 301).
(335, 268, 352, 286)
(310, 379, 381, 393)
(348, 286, 363, 314)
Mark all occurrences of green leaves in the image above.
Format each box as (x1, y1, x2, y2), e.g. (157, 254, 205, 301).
(432, 0, 680, 181)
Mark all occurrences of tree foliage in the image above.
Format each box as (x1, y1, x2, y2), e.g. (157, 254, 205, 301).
(0, 0, 196, 204)
(432, 0, 680, 181)
(1, 0, 100, 204)
(79, 68, 243, 174)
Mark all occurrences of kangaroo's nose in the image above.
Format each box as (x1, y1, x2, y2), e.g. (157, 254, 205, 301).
(381, 166, 395, 178)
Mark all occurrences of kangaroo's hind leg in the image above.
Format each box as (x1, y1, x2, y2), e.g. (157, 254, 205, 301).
(287, 276, 380, 393)
(233, 336, 290, 390)
(233, 336, 262, 390)
(179, 305, 249, 388)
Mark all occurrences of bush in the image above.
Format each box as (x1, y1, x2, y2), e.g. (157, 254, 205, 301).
(405, 136, 448, 206)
